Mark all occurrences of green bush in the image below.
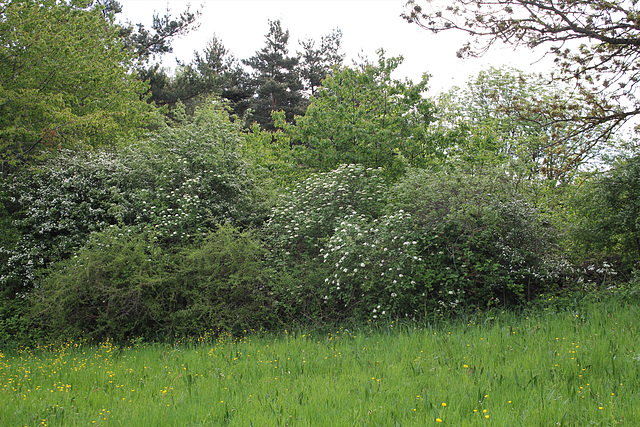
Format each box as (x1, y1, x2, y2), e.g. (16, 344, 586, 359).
(32, 223, 275, 341)
(263, 164, 389, 322)
(1, 102, 267, 298)
(169, 223, 276, 336)
(569, 155, 640, 274)
(32, 226, 164, 340)
(320, 169, 567, 320)
(264, 164, 388, 261)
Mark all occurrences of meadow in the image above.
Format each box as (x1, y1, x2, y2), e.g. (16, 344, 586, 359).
(2, 296, 639, 426)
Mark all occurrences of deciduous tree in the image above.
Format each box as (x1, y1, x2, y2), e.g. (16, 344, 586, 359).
(436, 67, 614, 181)
(280, 51, 437, 176)
(403, 0, 640, 148)
(0, 0, 154, 172)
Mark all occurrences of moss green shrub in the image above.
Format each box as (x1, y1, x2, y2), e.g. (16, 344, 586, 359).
(32, 223, 274, 341)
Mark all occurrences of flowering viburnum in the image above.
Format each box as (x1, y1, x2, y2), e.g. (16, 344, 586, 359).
(264, 164, 387, 261)
(321, 209, 426, 319)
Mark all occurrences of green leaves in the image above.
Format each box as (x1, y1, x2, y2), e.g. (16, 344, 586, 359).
(434, 67, 614, 182)
(32, 223, 274, 340)
(570, 155, 640, 270)
(0, 0, 155, 171)
(281, 51, 436, 176)
(1, 102, 266, 295)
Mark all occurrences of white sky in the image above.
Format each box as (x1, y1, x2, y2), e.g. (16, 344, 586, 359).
(116, 0, 554, 94)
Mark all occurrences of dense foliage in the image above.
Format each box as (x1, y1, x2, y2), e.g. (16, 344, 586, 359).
(320, 168, 566, 320)
(31, 223, 274, 340)
(280, 52, 436, 176)
(570, 155, 640, 273)
(0, 103, 267, 340)
(0, 0, 155, 171)
(0, 0, 637, 343)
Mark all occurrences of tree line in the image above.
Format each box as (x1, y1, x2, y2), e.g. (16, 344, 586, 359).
(0, 0, 639, 342)
(0, 0, 342, 172)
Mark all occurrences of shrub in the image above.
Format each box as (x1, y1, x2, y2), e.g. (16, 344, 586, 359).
(320, 210, 427, 319)
(569, 155, 640, 274)
(168, 223, 276, 336)
(264, 164, 387, 261)
(320, 169, 567, 320)
(263, 164, 389, 322)
(1, 102, 267, 297)
(32, 223, 275, 341)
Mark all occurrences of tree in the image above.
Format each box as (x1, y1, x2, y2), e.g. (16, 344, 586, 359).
(279, 51, 437, 176)
(138, 64, 206, 116)
(436, 67, 614, 181)
(137, 37, 223, 117)
(99, 0, 201, 118)
(243, 20, 305, 129)
(138, 35, 254, 122)
(298, 28, 345, 96)
(192, 36, 253, 119)
(403, 0, 640, 147)
(0, 0, 155, 172)
(115, 1, 200, 67)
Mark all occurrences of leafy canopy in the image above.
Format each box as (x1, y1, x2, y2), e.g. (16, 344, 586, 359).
(435, 67, 616, 181)
(279, 51, 437, 176)
(0, 0, 155, 171)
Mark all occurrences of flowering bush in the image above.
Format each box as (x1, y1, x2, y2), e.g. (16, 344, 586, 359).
(264, 164, 388, 261)
(320, 168, 567, 319)
(320, 210, 428, 319)
(263, 164, 389, 321)
(1, 102, 267, 296)
(2, 149, 131, 295)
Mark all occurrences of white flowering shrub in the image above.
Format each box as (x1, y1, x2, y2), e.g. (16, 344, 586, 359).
(320, 168, 567, 319)
(121, 106, 267, 240)
(264, 164, 387, 261)
(2, 150, 133, 295)
(320, 211, 428, 319)
(263, 164, 389, 321)
(1, 103, 267, 297)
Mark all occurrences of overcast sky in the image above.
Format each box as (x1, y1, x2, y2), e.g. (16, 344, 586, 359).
(117, 0, 554, 94)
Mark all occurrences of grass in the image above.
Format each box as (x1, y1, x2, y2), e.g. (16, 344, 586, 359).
(1, 297, 639, 426)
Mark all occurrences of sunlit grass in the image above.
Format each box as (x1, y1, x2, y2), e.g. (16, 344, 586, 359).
(1, 297, 639, 426)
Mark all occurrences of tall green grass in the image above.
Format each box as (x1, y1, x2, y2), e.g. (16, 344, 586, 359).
(2, 298, 639, 426)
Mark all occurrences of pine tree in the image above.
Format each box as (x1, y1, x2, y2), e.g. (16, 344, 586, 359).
(243, 20, 305, 130)
(299, 29, 344, 96)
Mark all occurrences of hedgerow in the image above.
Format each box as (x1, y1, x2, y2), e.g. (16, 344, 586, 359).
(1, 103, 266, 296)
